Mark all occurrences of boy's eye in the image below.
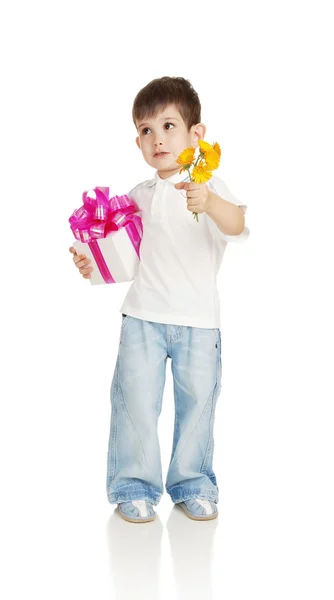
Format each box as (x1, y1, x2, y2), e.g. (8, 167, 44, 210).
(141, 122, 175, 135)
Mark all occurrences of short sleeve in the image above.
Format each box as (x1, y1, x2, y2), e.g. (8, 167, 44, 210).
(207, 175, 250, 244)
(127, 182, 143, 208)
(126, 180, 152, 212)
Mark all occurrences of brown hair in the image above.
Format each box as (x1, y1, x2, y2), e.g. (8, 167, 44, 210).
(132, 76, 201, 132)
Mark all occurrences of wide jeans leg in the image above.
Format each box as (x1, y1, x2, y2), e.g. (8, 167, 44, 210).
(165, 325, 222, 504)
(106, 315, 168, 505)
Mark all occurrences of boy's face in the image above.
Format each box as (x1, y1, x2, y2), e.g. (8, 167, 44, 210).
(135, 104, 206, 179)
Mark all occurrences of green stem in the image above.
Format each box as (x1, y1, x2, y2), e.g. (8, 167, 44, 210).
(194, 151, 204, 168)
(186, 167, 193, 182)
(186, 168, 199, 222)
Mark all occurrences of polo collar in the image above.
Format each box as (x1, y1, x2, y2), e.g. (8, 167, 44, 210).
(146, 170, 190, 187)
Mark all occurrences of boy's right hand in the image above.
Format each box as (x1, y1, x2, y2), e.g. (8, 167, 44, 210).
(69, 246, 94, 279)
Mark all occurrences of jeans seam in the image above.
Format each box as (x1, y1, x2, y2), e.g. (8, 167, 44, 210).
(200, 381, 218, 474)
(107, 359, 119, 482)
(173, 390, 213, 466)
(118, 382, 150, 470)
(169, 378, 180, 465)
(200, 340, 221, 473)
(109, 406, 117, 481)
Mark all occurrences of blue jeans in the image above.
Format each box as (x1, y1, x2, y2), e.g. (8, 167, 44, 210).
(106, 315, 222, 506)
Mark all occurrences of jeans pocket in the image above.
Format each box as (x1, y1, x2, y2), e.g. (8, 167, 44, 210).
(120, 314, 130, 341)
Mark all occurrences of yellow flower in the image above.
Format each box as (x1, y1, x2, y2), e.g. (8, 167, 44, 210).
(204, 149, 220, 170)
(212, 142, 221, 158)
(192, 161, 213, 183)
(198, 140, 213, 153)
(198, 140, 220, 169)
(176, 147, 195, 167)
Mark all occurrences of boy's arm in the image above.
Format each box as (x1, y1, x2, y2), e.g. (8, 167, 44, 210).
(206, 191, 245, 236)
(205, 176, 249, 244)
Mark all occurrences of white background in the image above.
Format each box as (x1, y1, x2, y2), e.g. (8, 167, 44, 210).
(1, 1, 333, 598)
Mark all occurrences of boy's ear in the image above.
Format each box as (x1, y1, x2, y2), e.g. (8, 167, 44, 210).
(135, 136, 141, 149)
(192, 123, 206, 143)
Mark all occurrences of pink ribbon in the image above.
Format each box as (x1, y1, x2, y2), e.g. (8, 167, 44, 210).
(69, 187, 143, 283)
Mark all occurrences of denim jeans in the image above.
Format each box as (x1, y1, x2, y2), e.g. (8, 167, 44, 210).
(106, 314, 222, 506)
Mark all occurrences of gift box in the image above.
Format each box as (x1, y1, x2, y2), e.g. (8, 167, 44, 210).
(69, 186, 143, 285)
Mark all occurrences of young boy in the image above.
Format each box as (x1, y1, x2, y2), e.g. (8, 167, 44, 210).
(69, 76, 249, 523)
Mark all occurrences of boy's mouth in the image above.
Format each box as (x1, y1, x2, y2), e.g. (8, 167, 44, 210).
(154, 151, 170, 158)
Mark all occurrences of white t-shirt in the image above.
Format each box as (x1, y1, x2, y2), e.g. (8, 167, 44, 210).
(120, 169, 249, 329)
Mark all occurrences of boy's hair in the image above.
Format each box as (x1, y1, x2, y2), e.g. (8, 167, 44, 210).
(132, 76, 201, 132)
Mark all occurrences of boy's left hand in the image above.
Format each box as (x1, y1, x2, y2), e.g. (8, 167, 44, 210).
(174, 182, 210, 214)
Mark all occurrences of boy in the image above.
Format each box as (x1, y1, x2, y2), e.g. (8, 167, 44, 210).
(69, 76, 249, 523)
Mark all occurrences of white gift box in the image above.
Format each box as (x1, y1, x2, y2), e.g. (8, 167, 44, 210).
(70, 188, 142, 285)
(72, 227, 141, 285)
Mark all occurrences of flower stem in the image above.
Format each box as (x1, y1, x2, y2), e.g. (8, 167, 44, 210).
(186, 167, 193, 182)
(194, 151, 204, 168)
(186, 169, 199, 222)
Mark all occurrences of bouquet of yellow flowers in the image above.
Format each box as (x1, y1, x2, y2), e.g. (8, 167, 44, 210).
(176, 140, 221, 221)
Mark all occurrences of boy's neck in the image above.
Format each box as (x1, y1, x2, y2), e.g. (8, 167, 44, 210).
(157, 167, 181, 180)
